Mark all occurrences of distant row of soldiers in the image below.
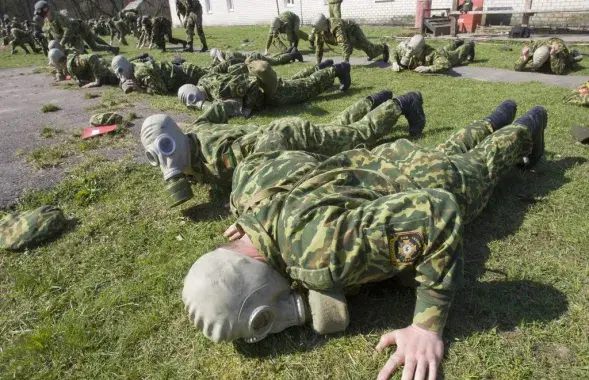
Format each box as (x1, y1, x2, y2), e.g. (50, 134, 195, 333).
(1, 13, 46, 55)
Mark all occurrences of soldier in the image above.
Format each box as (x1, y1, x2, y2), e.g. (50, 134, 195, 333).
(210, 48, 303, 67)
(309, 0, 343, 51)
(176, 0, 207, 52)
(264, 11, 309, 55)
(180, 101, 548, 380)
(8, 25, 41, 55)
(391, 34, 475, 74)
(34, 1, 119, 54)
(121, 10, 140, 38)
(48, 48, 118, 88)
(312, 13, 389, 65)
(108, 15, 130, 46)
(149, 16, 187, 52)
(111, 54, 206, 95)
(141, 89, 425, 206)
(563, 81, 589, 107)
(175, 60, 352, 118)
(32, 14, 48, 55)
(514, 38, 582, 75)
(137, 16, 152, 49)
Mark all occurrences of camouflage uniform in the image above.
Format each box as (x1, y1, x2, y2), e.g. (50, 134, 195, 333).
(315, 19, 386, 64)
(150, 16, 187, 52)
(229, 119, 533, 334)
(183, 96, 406, 186)
(0, 205, 66, 251)
(66, 53, 119, 85)
(8, 28, 40, 54)
(214, 51, 298, 67)
(198, 64, 340, 113)
(328, 0, 343, 18)
(47, 12, 112, 53)
(137, 19, 152, 48)
(563, 81, 589, 106)
(122, 10, 140, 38)
(266, 11, 308, 52)
(32, 15, 48, 55)
(392, 40, 473, 73)
(132, 60, 207, 95)
(108, 16, 130, 45)
(176, 0, 207, 50)
(514, 38, 575, 75)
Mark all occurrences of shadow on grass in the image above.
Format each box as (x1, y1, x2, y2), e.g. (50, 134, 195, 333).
(235, 155, 584, 358)
(181, 200, 230, 223)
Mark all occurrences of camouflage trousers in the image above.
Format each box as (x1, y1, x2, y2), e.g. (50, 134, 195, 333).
(184, 12, 207, 47)
(246, 52, 294, 66)
(563, 81, 589, 106)
(267, 66, 336, 106)
(152, 19, 186, 50)
(68, 23, 112, 53)
(110, 20, 129, 45)
(443, 42, 473, 67)
(328, 0, 343, 18)
(343, 22, 385, 61)
(371, 120, 533, 224)
(9, 29, 39, 54)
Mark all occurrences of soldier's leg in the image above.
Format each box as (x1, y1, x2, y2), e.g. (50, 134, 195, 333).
(247, 52, 293, 66)
(196, 12, 207, 49)
(351, 23, 384, 59)
(298, 30, 309, 42)
(185, 14, 195, 50)
(446, 43, 474, 67)
(329, 0, 343, 19)
(330, 98, 373, 125)
(267, 67, 337, 106)
(290, 65, 320, 80)
(165, 24, 187, 48)
(83, 32, 112, 52)
(564, 82, 589, 106)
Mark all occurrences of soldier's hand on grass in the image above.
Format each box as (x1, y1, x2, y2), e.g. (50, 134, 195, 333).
(391, 62, 401, 72)
(82, 82, 99, 89)
(414, 66, 431, 73)
(376, 324, 444, 380)
(224, 223, 245, 241)
(550, 42, 559, 56)
(522, 45, 530, 58)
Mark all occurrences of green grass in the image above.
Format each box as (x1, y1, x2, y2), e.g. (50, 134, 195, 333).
(1, 25, 589, 380)
(40, 103, 61, 113)
(39, 125, 63, 139)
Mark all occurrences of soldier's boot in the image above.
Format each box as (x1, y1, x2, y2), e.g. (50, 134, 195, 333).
(121, 36, 129, 46)
(514, 106, 547, 168)
(110, 46, 120, 55)
(333, 62, 351, 91)
(367, 90, 393, 110)
(184, 41, 194, 52)
(454, 38, 465, 48)
(394, 91, 426, 138)
(286, 46, 295, 53)
(30, 43, 41, 54)
(290, 48, 303, 62)
(466, 41, 475, 62)
(199, 43, 208, 53)
(318, 59, 334, 69)
(382, 44, 390, 62)
(21, 45, 31, 55)
(484, 100, 517, 131)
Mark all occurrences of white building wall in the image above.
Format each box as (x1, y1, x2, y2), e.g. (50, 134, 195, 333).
(484, 0, 589, 11)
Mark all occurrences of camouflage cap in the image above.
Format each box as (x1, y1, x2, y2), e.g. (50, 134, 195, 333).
(90, 112, 123, 126)
(0, 205, 66, 251)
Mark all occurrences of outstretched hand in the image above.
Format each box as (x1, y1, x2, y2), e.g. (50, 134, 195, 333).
(414, 66, 431, 74)
(224, 223, 245, 241)
(376, 324, 444, 380)
(522, 45, 530, 58)
(391, 62, 402, 72)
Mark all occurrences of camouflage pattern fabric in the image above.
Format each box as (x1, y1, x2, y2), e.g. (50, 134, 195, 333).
(177, 0, 207, 48)
(90, 112, 123, 126)
(266, 65, 336, 106)
(230, 119, 533, 334)
(67, 53, 118, 85)
(315, 19, 385, 64)
(392, 40, 472, 72)
(266, 11, 301, 51)
(8, 28, 39, 54)
(0, 205, 66, 251)
(183, 96, 403, 186)
(133, 60, 206, 95)
(214, 51, 294, 67)
(150, 16, 187, 50)
(563, 81, 589, 106)
(137, 22, 152, 48)
(328, 0, 343, 19)
(514, 38, 575, 75)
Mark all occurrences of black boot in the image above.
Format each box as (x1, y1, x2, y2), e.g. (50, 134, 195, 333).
(200, 44, 208, 53)
(184, 42, 194, 52)
(333, 62, 351, 91)
(290, 48, 303, 62)
(454, 38, 465, 48)
(485, 100, 517, 131)
(514, 106, 547, 168)
(466, 41, 475, 62)
(318, 59, 334, 69)
(111, 46, 120, 55)
(367, 90, 393, 110)
(394, 92, 426, 138)
(382, 44, 390, 63)
(286, 46, 295, 54)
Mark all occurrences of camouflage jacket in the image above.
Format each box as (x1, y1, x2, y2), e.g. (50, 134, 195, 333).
(514, 38, 573, 75)
(231, 148, 463, 334)
(47, 11, 74, 44)
(133, 61, 206, 95)
(66, 53, 115, 84)
(392, 43, 451, 72)
(266, 11, 300, 49)
(198, 71, 265, 111)
(315, 19, 354, 64)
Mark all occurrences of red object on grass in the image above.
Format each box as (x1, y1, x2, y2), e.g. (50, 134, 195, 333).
(81, 125, 117, 139)
(66, 75, 71, 80)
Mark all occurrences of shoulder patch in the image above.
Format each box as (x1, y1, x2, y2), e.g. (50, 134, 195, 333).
(390, 232, 424, 264)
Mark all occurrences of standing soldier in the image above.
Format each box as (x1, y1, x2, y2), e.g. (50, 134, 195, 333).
(312, 13, 389, 64)
(150, 16, 187, 52)
(137, 16, 152, 49)
(176, 0, 208, 52)
(32, 14, 48, 55)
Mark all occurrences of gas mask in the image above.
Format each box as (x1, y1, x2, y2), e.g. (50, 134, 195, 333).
(400, 34, 425, 67)
(141, 115, 197, 207)
(111, 55, 134, 83)
(182, 248, 307, 343)
(312, 13, 329, 32)
(209, 48, 225, 65)
(47, 40, 63, 52)
(47, 48, 65, 70)
(178, 84, 207, 109)
(532, 45, 550, 69)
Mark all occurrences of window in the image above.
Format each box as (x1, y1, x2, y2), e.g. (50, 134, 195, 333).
(205, 0, 212, 14)
(286, 0, 295, 7)
(227, 0, 234, 12)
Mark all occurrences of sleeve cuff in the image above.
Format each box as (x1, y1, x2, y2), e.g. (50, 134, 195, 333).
(412, 287, 453, 334)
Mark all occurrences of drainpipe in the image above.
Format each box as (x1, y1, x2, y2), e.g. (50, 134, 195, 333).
(276, 0, 280, 15)
(300, 0, 303, 24)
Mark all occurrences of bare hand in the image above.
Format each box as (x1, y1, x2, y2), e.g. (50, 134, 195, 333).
(414, 66, 431, 74)
(522, 45, 530, 57)
(224, 223, 245, 241)
(391, 62, 401, 72)
(550, 42, 559, 56)
(376, 324, 444, 380)
(82, 82, 98, 89)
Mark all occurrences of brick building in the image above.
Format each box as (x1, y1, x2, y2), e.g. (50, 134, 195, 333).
(169, 0, 589, 27)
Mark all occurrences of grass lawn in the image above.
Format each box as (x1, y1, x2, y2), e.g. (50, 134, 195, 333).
(1, 26, 589, 379)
